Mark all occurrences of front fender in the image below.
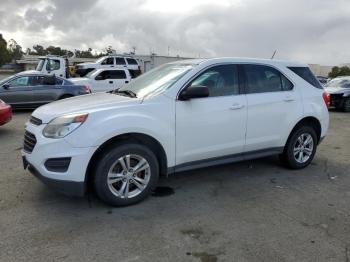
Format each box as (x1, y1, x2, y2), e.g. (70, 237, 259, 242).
(64, 103, 176, 166)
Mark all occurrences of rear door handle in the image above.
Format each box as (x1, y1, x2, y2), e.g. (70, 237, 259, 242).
(109, 81, 113, 84)
(125, 80, 129, 84)
(230, 103, 245, 110)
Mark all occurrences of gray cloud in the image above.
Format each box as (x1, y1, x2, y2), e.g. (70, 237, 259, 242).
(0, 0, 350, 64)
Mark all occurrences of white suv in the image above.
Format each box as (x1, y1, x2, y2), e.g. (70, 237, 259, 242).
(22, 58, 329, 206)
(75, 55, 141, 78)
(70, 68, 132, 93)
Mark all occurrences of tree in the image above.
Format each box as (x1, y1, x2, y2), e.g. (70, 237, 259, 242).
(328, 66, 350, 78)
(8, 39, 23, 61)
(32, 45, 47, 56)
(0, 34, 10, 66)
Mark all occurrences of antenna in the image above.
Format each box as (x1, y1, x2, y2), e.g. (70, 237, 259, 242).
(271, 50, 277, 59)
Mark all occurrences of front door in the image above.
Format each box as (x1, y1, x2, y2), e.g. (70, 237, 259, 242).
(175, 64, 247, 168)
(0, 76, 33, 108)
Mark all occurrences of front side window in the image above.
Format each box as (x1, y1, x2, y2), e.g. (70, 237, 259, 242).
(8, 76, 30, 87)
(189, 65, 239, 97)
(115, 58, 126, 65)
(47, 59, 60, 71)
(109, 70, 127, 79)
(96, 71, 108, 80)
(101, 58, 114, 65)
(288, 67, 322, 89)
(243, 65, 293, 94)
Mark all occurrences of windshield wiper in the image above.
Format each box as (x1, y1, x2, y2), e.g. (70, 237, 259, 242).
(110, 89, 137, 98)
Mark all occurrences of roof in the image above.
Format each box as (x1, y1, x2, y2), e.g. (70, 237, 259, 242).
(168, 57, 307, 67)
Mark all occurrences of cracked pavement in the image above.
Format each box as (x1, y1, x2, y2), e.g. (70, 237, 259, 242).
(0, 110, 349, 262)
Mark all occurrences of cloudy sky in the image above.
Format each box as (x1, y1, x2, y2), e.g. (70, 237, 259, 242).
(0, 0, 349, 65)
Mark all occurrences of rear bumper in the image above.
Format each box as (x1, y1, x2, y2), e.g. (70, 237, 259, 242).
(25, 157, 85, 197)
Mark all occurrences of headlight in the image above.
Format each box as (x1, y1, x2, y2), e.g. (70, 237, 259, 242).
(43, 113, 88, 138)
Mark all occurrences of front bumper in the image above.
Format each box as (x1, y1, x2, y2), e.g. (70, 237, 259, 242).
(24, 157, 85, 197)
(22, 121, 97, 197)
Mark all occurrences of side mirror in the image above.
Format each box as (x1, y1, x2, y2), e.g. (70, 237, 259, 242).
(95, 75, 103, 81)
(2, 84, 9, 90)
(179, 85, 209, 101)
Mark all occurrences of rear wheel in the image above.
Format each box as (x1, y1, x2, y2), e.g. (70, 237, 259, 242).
(280, 126, 317, 169)
(93, 143, 159, 206)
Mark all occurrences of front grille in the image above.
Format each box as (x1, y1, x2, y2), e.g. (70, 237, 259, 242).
(29, 116, 42, 126)
(23, 131, 37, 153)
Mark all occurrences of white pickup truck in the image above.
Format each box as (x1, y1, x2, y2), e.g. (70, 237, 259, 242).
(75, 55, 141, 78)
(33, 56, 69, 78)
(70, 68, 131, 93)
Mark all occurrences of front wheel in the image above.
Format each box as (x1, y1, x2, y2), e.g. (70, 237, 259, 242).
(280, 126, 317, 169)
(93, 143, 159, 206)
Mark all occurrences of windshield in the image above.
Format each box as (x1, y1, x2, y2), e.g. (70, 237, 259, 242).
(118, 63, 195, 98)
(86, 69, 98, 78)
(95, 56, 107, 64)
(326, 78, 350, 88)
(36, 59, 45, 71)
(0, 75, 13, 86)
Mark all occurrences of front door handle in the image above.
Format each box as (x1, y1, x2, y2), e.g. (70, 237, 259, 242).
(125, 80, 129, 84)
(109, 81, 113, 84)
(230, 103, 245, 110)
(283, 96, 295, 102)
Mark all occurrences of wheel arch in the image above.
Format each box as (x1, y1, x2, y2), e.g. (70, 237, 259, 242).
(85, 132, 168, 192)
(286, 116, 322, 148)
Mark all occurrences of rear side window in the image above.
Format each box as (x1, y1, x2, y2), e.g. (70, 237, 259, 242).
(129, 69, 141, 78)
(126, 58, 138, 65)
(243, 65, 293, 94)
(115, 58, 126, 65)
(109, 70, 126, 79)
(288, 67, 323, 89)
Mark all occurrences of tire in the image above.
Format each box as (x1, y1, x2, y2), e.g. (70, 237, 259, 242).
(93, 143, 159, 206)
(280, 126, 317, 169)
(343, 98, 350, 112)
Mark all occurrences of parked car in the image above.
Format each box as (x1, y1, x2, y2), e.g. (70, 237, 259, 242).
(0, 72, 91, 109)
(22, 58, 329, 206)
(325, 76, 350, 112)
(0, 99, 12, 126)
(70, 68, 131, 93)
(316, 76, 329, 85)
(75, 55, 141, 78)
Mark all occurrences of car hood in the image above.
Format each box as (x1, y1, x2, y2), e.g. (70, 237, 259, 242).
(32, 92, 141, 123)
(325, 86, 349, 94)
(77, 62, 96, 68)
(70, 77, 90, 84)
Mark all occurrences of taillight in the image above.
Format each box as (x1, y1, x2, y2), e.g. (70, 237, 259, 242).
(82, 85, 91, 93)
(322, 91, 330, 108)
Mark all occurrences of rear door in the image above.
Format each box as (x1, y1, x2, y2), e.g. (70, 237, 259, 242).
(0, 76, 33, 107)
(242, 64, 302, 152)
(31, 76, 61, 104)
(109, 70, 129, 90)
